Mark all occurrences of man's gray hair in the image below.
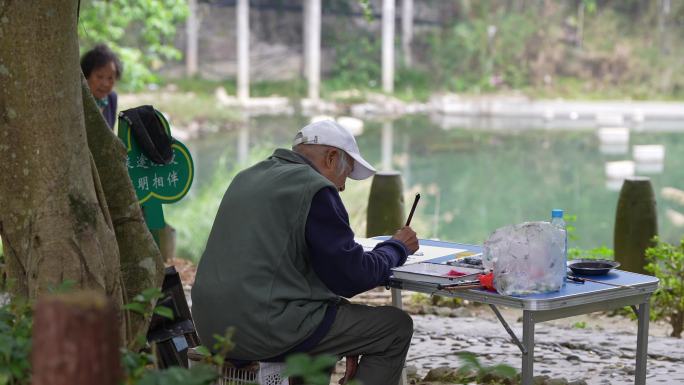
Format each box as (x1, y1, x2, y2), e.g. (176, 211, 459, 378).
(335, 150, 350, 177)
(293, 143, 351, 177)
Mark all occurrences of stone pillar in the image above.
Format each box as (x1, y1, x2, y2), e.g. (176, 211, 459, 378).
(382, 0, 395, 93)
(614, 177, 658, 274)
(401, 0, 413, 67)
(237, 0, 250, 102)
(306, 0, 321, 101)
(367, 172, 405, 237)
(186, 0, 199, 76)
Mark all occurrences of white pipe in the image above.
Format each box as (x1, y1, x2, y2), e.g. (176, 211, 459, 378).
(306, 0, 321, 101)
(401, 0, 413, 67)
(382, 0, 395, 93)
(237, 0, 250, 102)
(186, 0, 198, 76)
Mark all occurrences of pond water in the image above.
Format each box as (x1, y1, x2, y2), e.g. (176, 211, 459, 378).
(180, 114, 684, 251)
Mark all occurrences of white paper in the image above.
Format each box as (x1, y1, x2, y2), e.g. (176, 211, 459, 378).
(392, 263, 482, 284)
(354, 238, 463, 264)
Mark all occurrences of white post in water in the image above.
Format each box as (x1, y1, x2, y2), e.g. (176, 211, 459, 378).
(401, 0, 413, 67)
(381, 121, 394, 171)
(237, 122, 250, 165)
(306, 0, 321, 101)
(302, 0, 309, 77)
(382, 0, 395, 93)
(186, 0, 199, 76)
(237, 0, 250, 102)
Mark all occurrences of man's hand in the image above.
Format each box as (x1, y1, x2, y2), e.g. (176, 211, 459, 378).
(392, 226, 419, 255)
(339, 355, 358, 384)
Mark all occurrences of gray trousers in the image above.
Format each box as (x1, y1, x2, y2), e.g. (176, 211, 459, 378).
(306, 302, 413, 385)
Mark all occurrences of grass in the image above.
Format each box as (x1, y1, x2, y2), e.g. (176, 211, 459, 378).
(522, 76, 684, 101)
(163, 153, 245, 262)
(157, 74, 682, 108)
(118, 92, 240, 126)
(162, 77, 307, 99)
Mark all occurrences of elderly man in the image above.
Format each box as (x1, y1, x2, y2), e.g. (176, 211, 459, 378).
(192, 120, 418, 385)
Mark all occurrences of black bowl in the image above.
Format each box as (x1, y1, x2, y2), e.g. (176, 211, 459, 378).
(568, 259, 620, 276)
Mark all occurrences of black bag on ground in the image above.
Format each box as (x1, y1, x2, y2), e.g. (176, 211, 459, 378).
(146, 266, 200, 368)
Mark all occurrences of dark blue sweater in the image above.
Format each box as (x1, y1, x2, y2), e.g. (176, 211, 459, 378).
(103, 92, 117, 129)
(306, 186, 409, 296)
(269, 186, 408, 359)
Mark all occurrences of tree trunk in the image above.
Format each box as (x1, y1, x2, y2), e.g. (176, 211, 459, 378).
(80, 78, 164, 347)
(31, 291, 122, 385)
(0, 0, 122, 311)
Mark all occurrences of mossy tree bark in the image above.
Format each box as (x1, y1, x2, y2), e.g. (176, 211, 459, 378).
(80, 77, 164, 346)
(0, 0, 163, 347)
(0, 0, 122, 302)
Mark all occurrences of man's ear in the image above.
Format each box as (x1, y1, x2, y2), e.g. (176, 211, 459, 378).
(325, 148, 338, 169)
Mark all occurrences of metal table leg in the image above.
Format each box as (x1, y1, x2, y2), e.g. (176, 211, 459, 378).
(521, 310, 535, 385)
(488, 305, 527, 355)
(391, 288, 408, 385)
(391, 287, 403, 309)
(635, 300, 649, 385)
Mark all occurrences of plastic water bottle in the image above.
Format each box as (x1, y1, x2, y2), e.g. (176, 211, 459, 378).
(551, 209, 568, 279)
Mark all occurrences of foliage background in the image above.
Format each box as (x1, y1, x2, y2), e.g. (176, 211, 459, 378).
(78, 0, 188, 91)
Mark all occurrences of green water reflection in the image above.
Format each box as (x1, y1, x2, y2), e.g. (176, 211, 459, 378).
(183, 114, 684, 251)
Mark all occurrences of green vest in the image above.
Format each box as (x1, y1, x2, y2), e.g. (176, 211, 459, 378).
(191, 149, 339, 360)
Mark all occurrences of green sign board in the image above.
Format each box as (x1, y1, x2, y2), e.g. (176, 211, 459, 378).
(117, 110, 194, 230)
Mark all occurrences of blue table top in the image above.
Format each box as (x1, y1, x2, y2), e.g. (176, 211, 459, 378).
(378, 236, 659, 303)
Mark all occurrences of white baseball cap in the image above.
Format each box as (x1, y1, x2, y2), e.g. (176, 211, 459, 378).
(292, 120, 376, 180)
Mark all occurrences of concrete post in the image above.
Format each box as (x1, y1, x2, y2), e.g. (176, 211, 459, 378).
(367, 171, 405, 237)
(401, 0, 413, 67)
(237, 122, 250, 165)
(186, 0, 198, 76)
(302, 0, 309, 78)
(382, 0, 395, 93)
(614, 176, 658, 274)
(381, 121, 394, 171)
(306, 0, 321, 101)
(237, 0, 249, 102)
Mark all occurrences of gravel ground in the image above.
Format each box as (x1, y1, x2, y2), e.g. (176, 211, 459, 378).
(348, 288, 684, 385)
(179, 263, 682, 385)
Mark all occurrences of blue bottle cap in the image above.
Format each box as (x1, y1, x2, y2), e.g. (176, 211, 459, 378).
(551, 209, 564, 218)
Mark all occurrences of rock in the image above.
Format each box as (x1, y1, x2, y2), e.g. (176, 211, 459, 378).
(547, 378, 569, 385)
(568, 380, 588, 385)
(435, 306, 452, 317)
(450, 306, 472, 317)
(405, 365, 419, 378)
(621, 366, 635, 375)
(533, 375, 550, 385)
(423, 366, 457, 381)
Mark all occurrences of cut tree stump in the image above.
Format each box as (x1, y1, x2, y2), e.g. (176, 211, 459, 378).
(31, 291, 121, 385)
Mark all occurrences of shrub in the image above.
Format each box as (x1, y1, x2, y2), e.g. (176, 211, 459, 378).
(0, 296, 32, 385)
(645, 236, 684, 337)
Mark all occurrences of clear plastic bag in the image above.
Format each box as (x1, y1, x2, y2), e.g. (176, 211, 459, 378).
(483, 221, 565, 296)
